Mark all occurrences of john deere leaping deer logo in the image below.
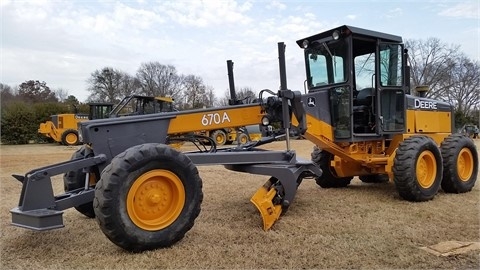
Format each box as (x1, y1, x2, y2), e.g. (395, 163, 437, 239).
(307, 97, 316, 107)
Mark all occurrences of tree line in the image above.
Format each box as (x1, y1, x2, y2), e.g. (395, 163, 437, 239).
(1, 38, 479, 144)
(86, 63, 220, 110)
(406, 38, 479, 125)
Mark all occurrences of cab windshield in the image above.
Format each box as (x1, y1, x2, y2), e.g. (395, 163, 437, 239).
(306, 39, 348, 88)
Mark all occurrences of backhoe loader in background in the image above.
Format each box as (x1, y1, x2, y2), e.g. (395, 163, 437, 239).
(38, 95, 175, 145)
(11, 25, 478, 252)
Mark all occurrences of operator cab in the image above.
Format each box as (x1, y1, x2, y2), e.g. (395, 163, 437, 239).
(297, 25, 408, 141)
(88, 103, 114, 120)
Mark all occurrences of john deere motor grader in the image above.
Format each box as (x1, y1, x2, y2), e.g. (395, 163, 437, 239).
(11, 25, 478, 252)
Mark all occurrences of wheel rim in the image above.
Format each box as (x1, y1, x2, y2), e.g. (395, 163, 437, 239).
(215, 133, 225, 144)
(127, 169, 185, 231)
(457, 148, 474, 181)
(239, 135, 248, 144)
(65, 133, 77, 145)
(416, 150, 437, 188)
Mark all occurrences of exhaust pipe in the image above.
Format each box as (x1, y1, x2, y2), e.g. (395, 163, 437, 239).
(415, 85, 429, 98)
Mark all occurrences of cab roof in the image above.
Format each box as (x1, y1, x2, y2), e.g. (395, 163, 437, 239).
(296, 25, 402, 47)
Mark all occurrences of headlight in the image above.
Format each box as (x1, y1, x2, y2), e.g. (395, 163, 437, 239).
(78, 129, 83, 143)
(302, 39, 309, 48)
(332, 30, 340, 40)
(261, 116, 270, 126)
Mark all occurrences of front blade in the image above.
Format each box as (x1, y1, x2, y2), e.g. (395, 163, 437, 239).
(250, 180, 283, 231)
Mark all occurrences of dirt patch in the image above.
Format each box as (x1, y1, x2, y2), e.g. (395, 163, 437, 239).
(420, 241, 480, 257)
(1, 140, 479, 269)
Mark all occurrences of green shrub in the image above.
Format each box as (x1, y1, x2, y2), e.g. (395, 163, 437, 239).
(1, 102, 37, 144)
(1, 102, 67, 144)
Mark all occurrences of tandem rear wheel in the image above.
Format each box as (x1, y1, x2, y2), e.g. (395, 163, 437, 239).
(93, 143, 203, 252)
(440, 134, 478, 193)
(393, 135, 478, 201)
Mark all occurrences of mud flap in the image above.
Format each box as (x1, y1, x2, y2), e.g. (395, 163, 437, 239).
(250, 180, 282, 231)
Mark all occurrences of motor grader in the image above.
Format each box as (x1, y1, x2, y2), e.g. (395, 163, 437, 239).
(11, 25, 478, 252)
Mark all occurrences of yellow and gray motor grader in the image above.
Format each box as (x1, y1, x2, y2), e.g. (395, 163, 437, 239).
(11, 25, 478, 252)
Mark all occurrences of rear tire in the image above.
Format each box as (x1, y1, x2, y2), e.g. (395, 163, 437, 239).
(94, 143, 203, 252)
(61, 129, 79, 146)
(393, 136, 443, 201)
(311, 146, 352, 188)
(211, 130, 227, 146)
(63, 146, 97, 218)
(440, 134, 478, 193)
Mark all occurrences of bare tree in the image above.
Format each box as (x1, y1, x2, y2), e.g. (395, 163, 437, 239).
(205, 86, 216, 107)
(218, 87, 257, 106)
(441, 55, 480, 119)
(183, 75, 207, 109)
(405, 38, 459, 97)
(1, 83, 17, 107)
(406, 38, 480, 125)
(87, 67, 125, 103)
(136, 62, 183, 100)
(55, 88, 69, 102)
(118, 72, 141, 97)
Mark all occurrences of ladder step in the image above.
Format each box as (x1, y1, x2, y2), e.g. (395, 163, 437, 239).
(10, 207, 64, 231)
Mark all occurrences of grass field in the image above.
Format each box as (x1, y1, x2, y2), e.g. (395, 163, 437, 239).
(1, 139, 479, 269)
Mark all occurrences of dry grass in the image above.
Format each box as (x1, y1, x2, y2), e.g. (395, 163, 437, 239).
(1, 140, 479, 269)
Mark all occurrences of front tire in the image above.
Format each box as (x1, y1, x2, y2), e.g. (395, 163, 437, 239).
(94, 143, 203, 252)
(61, 129, 79, 146)
(311, 146, 352, 188)
(393, 136, 443, 201)
(440, 134, 478, 193)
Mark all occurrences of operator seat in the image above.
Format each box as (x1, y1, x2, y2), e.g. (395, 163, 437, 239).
(353, 88, 374, 133)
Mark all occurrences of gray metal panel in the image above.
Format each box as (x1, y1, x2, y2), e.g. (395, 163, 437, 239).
(55, 189, 95, 211)
(11, 207, 64, 231)
(302, 90, 331, 124)
(82, 116, 173, 163)
(187, 150, 296, 166)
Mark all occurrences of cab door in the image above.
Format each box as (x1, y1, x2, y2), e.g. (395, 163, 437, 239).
(375, 42, 406, 134)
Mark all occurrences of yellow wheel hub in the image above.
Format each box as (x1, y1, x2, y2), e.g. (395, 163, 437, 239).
(416, 151, 437, 188)
(457, 148, 474, 181)
(127, 169, 185, 231)
(239, 135, 248, 144)
(65, 133, 77, 145)
(215, 134, 225, 144)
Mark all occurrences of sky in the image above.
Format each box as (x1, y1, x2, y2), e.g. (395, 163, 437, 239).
(1, 0, 479, 102)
